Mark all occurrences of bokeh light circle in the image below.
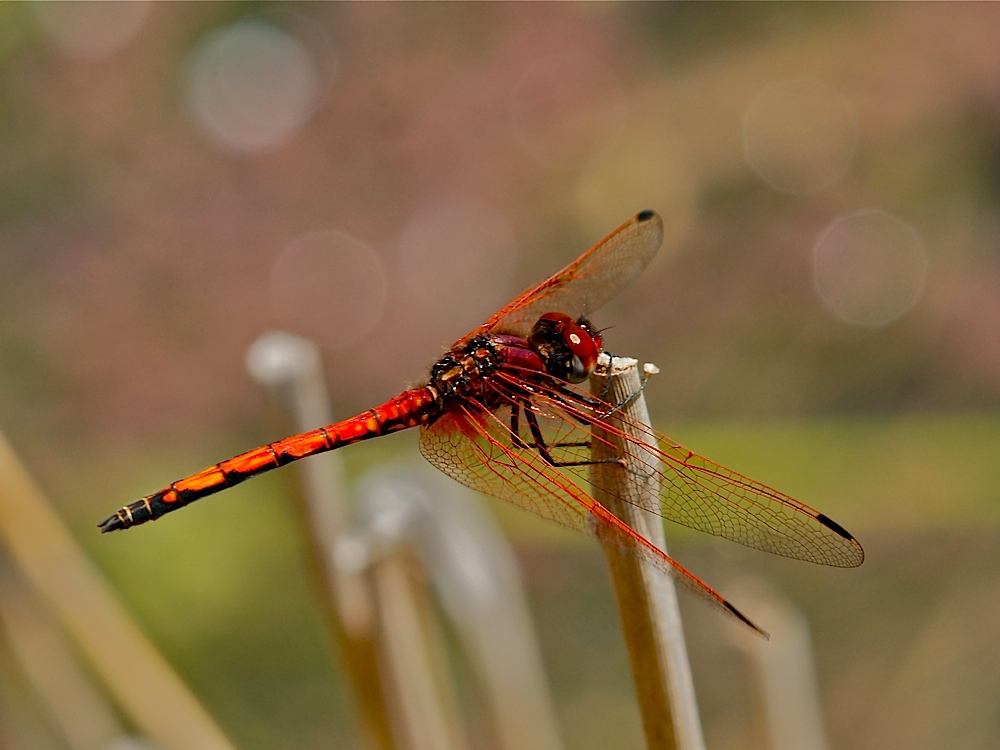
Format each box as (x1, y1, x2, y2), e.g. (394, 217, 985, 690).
(33, 1, 149, 60)
(245, 331, 321, 387)
(812, 209, 928, 327)
(186, 21, 321, 153)
(270, 231, 387, 350)
(511, 53, 628, 170)
(743, 77, 858, 194)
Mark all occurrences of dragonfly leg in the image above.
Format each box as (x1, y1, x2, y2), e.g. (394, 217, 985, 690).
(521, 401, 625, 469)
(533, 357, 653, 422)
(509, 399, 587, 450)
(509, 403, 528, 449)
(526, 379, 635, 427)
(593, 351, 656, 418)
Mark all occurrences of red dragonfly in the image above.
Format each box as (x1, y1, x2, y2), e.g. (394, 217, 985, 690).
(99, 210, 863, 635)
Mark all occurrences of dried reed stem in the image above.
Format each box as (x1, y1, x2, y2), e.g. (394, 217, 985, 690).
(247, 332, 395, 750)
(0, 429, 234, 750)
(589, 355, 705, 750)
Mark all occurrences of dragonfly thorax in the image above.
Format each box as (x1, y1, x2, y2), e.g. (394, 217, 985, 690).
(429, 335, 502, 399)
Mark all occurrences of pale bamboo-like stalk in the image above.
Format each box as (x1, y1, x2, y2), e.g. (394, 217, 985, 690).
(246, 332, 394, 750)
(357, 468, 565, 750)
(589, 354, 705, 750)
(0, 561, 125, 749)
(370, 546, 470, 750)
(249, 332, 470, 750)
(728, 578, 830, 750)
(0, 428, 234, 750)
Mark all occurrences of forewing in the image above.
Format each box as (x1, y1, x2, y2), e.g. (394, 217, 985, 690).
(418, 401, 766, 635)
(490, 371, 865, 569)
(462, 211, 663, 342)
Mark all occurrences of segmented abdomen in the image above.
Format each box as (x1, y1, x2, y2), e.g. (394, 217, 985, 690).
(98, 387, 441, 532)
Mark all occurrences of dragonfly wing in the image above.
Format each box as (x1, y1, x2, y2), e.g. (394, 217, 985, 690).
(420, 403, 592, 534)
(464, 210, 663, 342)
(653, 435, 865, 568)
(418, 401, 766, 635)
(491, 371, 865, 569)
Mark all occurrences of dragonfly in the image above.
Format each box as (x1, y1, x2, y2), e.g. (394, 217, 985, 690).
(99, 210, 863, 635)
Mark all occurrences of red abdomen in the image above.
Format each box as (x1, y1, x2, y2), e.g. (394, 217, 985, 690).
(98, 387, 441, 532)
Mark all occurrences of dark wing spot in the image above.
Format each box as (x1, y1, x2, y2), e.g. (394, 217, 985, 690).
(725, 601, 769, 640)
(817, 513, 854, 541)
(637, 209, 655, 221)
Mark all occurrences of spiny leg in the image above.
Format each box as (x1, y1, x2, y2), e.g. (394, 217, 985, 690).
(517, 372, 651, 425)
(510, 400, 590, 456)
(500, 381, 638, 470)
(509, 398, 589, 452)
(510, 401, 528, 449)
(521, 400, 624, 470)
(508, 384, 658, 481)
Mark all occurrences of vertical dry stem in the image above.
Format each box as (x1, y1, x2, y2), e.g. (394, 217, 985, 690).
(247, 332, 395, 750)
(589, 355, 705, 750)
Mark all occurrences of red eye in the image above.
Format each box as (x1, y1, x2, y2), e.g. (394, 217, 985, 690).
(575, 317, 602, 353)
(564, 322, 600, 382)
(528, 312, 603, 383)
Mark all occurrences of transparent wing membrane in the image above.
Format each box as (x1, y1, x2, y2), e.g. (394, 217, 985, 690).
(490, 370, 864, 569)
(465, 211, 664, 341)
(419, 401, 767, 635)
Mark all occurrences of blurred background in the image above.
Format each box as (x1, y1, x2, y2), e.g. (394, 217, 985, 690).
(1, 2, 999, 749)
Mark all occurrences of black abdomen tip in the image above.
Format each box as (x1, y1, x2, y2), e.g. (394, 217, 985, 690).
(98, 514, 125, 533)
(637, 209, 655, 221)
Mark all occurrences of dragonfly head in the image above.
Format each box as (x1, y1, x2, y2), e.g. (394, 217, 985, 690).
(528, 312, 603, 384)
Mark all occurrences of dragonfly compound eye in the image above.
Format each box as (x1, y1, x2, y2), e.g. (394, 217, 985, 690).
(529, 312, 600, 383)
(563, 321, 600, 383)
